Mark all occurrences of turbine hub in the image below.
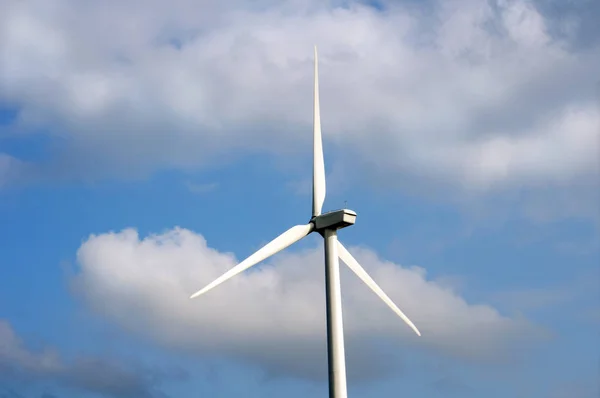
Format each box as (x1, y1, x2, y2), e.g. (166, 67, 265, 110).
(311, 209, 357, 232)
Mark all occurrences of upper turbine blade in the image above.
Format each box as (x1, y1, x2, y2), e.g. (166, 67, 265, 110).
(190, 223, 314, 299)
(337, 241, 421, 336)
(312, 45, 326, 217)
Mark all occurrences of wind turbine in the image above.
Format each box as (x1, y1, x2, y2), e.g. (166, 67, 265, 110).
(190, 46, 421, 398)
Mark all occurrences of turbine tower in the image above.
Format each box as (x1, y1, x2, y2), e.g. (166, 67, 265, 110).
(190, 46, 421, 398)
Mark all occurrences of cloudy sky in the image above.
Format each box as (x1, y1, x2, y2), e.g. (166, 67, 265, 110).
(1, 0, 598, 396)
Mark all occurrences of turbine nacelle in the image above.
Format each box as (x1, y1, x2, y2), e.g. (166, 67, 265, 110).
(311, 209, 357, 232)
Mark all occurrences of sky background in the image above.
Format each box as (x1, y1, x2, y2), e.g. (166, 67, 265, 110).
(1, 0, 599, 397)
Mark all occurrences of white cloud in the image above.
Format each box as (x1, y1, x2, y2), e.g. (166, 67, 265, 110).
(0, 0, 598, 194)
(72, 227, 542, 380)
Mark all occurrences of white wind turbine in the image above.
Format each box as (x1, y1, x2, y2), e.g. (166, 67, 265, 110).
(190, 46, 420, 398)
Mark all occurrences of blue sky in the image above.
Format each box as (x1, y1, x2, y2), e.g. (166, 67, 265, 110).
(1, 0, 599, 397)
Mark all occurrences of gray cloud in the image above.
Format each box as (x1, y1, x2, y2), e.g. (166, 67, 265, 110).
(532, 0, 600, 49)
(0, 0, 597, 208)
(0, 389, 26, 398)
(489, 268, 600, 318)
(431, 375, 472, 395)
(0, 320, 182, 398)
(183, 181, 218, 194)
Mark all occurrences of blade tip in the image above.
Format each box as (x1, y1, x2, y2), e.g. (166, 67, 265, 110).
(411, 325, 421, 336)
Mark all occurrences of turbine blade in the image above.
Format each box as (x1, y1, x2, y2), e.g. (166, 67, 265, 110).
(190, 223, 314, 299)
(312, 45, 326, 217)
(337, 241, 421, 336)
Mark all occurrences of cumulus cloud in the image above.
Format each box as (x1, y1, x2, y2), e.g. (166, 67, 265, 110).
(0, 0, 598, 195)
(0, 320, 180, 398)
(71, 227, 542, 381)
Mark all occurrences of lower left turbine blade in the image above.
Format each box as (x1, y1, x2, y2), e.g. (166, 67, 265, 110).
(190, 223, 314, 299)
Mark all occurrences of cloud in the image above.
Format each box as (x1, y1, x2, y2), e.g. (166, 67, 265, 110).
(0, 154, 28, 188)
(71, 227, 543, 381)
(578, 307, 600, 325)
(431, 375, 472, 395)
(0, 389, 25, 398)
(549, 379, 599, 398)
(0, 320, 180, 398)
(0, 321, 62, 377)
(491, 286, 572, 313)
(183, 181, 218, 194)
(0, 0, 597, 199)
(489, 269, 600, 318)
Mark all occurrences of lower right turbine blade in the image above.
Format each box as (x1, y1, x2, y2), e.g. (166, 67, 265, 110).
(337, 241, 421, 336)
